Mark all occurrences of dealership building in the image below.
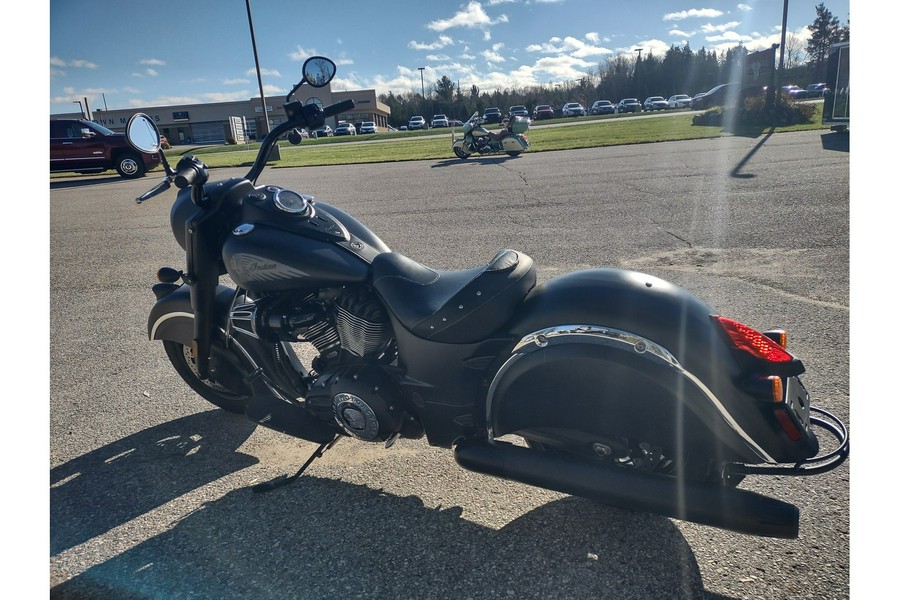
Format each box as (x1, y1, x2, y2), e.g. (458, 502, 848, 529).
(53, 84, 391, 145)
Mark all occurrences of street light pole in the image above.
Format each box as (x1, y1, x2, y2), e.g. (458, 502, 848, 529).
(634, 48, 643, 99)
(418, 67, 426, 116)
(775, 0, 789, 106)
(246, 0, 280, 159)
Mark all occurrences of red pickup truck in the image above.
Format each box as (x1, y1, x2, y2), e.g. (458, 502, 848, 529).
(50, 118, 161, 179)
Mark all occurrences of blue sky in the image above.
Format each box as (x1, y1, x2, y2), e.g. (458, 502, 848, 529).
(49, 0, 850, 115)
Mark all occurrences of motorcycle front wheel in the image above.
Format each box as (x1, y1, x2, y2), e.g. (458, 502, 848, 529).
(163, 340, 251, 414)
(506, 151, 521, 157)
(453, 146, 471, 159)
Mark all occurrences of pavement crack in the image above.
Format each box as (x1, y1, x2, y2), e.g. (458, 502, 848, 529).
(648, 217, 693, 248)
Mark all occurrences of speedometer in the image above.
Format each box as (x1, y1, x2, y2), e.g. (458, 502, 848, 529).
(273, 188, 312, 214)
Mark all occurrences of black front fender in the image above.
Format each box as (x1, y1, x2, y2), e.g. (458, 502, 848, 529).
(148, 284, 236, 344)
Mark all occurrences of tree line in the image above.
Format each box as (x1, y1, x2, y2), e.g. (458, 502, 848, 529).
(379, 3, 848, 127)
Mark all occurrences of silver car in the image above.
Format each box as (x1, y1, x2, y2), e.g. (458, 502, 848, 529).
(667, 94, 692, 109)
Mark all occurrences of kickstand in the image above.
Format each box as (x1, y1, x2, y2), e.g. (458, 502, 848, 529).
(252, 436, 341, 493)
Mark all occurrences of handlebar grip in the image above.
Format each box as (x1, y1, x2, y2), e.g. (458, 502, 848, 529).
(322, 99, 355, 119)
(173, 156, 208, 189)
(174, 167, 198, 189)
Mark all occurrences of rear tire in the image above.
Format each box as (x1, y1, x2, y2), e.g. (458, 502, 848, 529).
(163, 340, 251, 413)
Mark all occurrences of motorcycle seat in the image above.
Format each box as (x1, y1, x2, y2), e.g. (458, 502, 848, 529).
(372, 249, 536, 343)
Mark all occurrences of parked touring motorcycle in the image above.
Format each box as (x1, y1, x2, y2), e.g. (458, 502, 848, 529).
(128, 57, 847, 539)
(452, 111, 530, 159)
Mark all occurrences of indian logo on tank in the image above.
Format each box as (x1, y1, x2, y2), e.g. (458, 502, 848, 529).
(230, 253, 308, 282)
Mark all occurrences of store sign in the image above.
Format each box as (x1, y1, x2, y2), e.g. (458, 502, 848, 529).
(743, 47, 775, 88)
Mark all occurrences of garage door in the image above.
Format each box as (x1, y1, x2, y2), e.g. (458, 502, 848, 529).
(191, 122, 226, 144)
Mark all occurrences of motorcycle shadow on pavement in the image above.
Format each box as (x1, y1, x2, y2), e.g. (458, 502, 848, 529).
(431, 155, 526, 169)
(50, 176, 138, 190)
(50, 410, 259, 557)
(50, 444, 731, 600)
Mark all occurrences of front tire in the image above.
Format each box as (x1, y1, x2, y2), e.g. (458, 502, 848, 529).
(506, 151, 521, 157)
(115, 151, 146, 179)
(453, 146, 471, 159)
(163, 340, 251, 413)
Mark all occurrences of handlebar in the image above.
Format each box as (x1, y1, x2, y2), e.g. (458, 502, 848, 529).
(245, 98, 355, 184)
(322, 99, 355, 119)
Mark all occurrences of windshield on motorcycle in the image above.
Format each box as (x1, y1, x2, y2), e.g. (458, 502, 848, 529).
(463, 112, 479, 133)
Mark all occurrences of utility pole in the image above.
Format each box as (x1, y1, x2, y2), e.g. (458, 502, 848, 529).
(634, 48, 643, 99)
(418, 67, 426, 117)
(776, 0, 789, 106)
(246, 0, 279, 159)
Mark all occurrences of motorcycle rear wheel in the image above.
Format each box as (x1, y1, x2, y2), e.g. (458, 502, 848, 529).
(163, 340, 251, 414)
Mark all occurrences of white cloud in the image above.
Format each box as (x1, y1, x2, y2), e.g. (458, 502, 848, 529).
(409, 35, 454, 50)
(245, 67, 282, 77)
(482, 49, 505, 63)
(669, 29, 695, 37)
(426, 54, 451, 61)
(224, 78, 251, 85)
(701, 21, 741, 33)
(706, 31, 753, 43)
(289, 46, 318, 61)
(585, 32, 600, 43)
(202, 91, 253, 102)
(663, 9, 724, 21)
(615, 39, 671, 58)
(336, 58, 354, 66)
(51, 57, 98, 69)
(526, 35, 612, 59)
(140, 58, 166, 66)
(737, 4, 752, 11)
(427, 1, 509, 32)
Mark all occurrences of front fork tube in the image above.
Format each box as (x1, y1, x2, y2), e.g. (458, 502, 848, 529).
(185, 193, 220, 379)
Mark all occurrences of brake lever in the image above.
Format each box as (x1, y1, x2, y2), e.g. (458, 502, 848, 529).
(135, 176, 173, 204)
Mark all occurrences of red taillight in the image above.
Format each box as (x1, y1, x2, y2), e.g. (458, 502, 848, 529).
(712, 316, 794, 363)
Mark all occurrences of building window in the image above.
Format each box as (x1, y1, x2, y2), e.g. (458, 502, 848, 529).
(173, 111, 189, 121)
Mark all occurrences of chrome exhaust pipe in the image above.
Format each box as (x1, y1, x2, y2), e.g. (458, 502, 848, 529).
(454, 438, 799, 539)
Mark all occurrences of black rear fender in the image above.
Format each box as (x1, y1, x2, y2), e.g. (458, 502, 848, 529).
(489, 268, 815, 464)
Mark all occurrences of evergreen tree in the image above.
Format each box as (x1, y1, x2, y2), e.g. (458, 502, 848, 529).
(806, 3, 844, 82)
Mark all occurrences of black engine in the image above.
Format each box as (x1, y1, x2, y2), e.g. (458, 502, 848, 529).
(229, 286, 422, 442)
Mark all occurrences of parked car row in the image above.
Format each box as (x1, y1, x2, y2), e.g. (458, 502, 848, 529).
(394, 82, 824, 131)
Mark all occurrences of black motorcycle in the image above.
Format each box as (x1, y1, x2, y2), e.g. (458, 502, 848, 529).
(127, 56, 848, 539)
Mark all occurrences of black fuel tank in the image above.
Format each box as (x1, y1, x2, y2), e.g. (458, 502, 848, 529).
(222, 223, 371, 291)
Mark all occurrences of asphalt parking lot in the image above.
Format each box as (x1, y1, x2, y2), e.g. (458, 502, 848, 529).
(49, 130, 850, 599)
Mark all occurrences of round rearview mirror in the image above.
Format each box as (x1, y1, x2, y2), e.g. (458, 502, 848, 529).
(303, 56, 336, 88)
(126, 113, 160, 153)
